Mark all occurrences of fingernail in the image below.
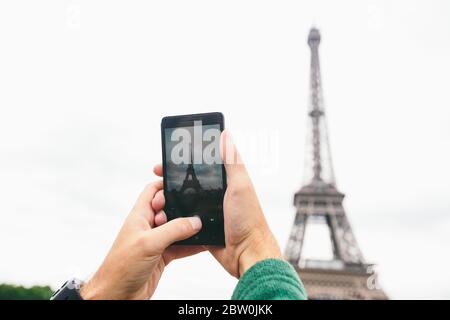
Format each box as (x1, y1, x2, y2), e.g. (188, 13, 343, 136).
(189, 216, 202, 231)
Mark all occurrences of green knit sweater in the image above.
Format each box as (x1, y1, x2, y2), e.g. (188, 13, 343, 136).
(232, 259, 307, 300)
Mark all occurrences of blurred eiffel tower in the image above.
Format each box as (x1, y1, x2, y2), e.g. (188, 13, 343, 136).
(285, 27, 387, 300)
(180, 142, 202, 194)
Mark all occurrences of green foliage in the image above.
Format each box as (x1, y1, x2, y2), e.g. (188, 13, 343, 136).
(0, 283, 53, 300)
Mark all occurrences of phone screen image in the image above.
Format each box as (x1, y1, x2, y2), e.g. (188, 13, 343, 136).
(161, 113, 226, 245)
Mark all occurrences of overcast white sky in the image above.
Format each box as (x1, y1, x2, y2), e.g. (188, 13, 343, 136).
(0, 0, 449, 299)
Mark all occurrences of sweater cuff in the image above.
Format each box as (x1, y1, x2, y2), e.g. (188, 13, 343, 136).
(231, 258, 307, 300)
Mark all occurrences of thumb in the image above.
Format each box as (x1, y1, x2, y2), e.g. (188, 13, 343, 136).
(220, 130, 248, 182)
(149, 216, 202, 252)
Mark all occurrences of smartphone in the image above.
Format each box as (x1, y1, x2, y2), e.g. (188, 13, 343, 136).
(161, 112, 226, 246)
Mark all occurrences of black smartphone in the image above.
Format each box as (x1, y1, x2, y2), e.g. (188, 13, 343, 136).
(161, 112, 226, 246)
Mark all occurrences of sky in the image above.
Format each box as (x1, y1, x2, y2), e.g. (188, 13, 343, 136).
(0, 0, 449, 299)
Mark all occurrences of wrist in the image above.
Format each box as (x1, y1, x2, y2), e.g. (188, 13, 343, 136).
(237, 231, 282, 278)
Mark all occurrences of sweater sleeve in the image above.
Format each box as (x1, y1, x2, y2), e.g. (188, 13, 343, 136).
(231, 258, 307, 300)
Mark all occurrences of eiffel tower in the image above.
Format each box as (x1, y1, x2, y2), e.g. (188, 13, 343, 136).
(180, 143, 202, 194)
(285, 28, 387, 300)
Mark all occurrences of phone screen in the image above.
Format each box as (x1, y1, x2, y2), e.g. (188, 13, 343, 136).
(161, 114, 225, 245)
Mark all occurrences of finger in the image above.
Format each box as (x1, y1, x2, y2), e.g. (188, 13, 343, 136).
(154, 211, 167, 226)
(134, 180, 163, 210)
(134, 181, 163, 223)
(220, 130, 248, 183)
(148, 216, 202, 252)
(153, 164, 163, 177)
(163, 246, 206, 265)
(151, 190, 165, 212)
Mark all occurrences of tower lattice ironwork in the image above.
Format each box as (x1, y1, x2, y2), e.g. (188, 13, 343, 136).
(285, 27, 387, 300)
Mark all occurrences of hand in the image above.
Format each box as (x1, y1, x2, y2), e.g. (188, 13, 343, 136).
(153, 130, 282, 278)
(80, 180, 205, 300)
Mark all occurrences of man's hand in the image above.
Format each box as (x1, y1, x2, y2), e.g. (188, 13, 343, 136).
(153, 130, 282, 278)
(80, 180, 204, 300)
